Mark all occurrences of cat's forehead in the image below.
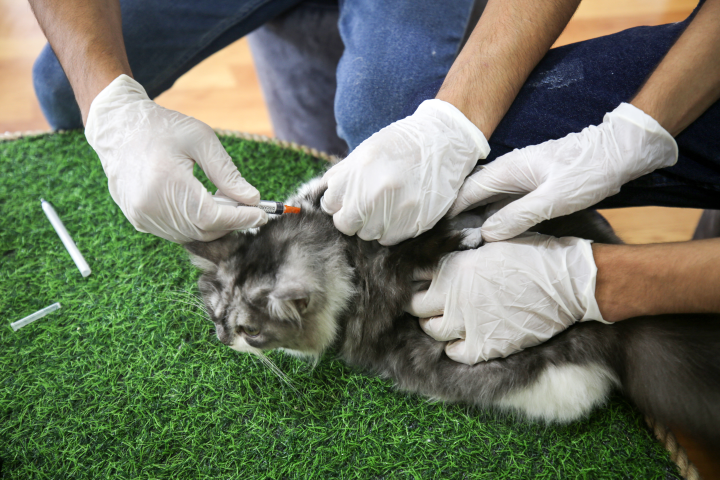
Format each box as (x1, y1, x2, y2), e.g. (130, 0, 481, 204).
(215, 259, 238, 285)
(206, 277, 268, 318)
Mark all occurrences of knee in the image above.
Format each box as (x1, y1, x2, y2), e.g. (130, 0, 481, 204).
(334, 0, 474, 151)
(334, 68, 406, 152)
(33, 44, 83, 130)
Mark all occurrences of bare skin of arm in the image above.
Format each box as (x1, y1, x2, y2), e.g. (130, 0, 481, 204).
(28, 0, 132, 124)
(440, 0, 720, 322)
(596, 1, 720, 320)
(593, 239, 720, 322)
(575, 0, 720, 323)
(597, 0, 720, 317)
(631, 0, 720, 136)
(439, 0, 720, 138)
(436, 0, 581, 137)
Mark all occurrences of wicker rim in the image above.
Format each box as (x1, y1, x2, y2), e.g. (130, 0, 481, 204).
(1, 128, 340, 164)
(0, 129, 54, 142)
(213, 128, 341, 164)
(645, 416, 702, 480)
(0, 128, 700, 479)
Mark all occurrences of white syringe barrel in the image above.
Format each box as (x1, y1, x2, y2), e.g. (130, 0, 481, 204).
(212, 197, 285, 214)
(41, 199, 91, 277)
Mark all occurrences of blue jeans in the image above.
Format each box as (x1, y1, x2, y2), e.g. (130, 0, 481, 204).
(405, 10, 720, 210)
(32, 0, 475, 153)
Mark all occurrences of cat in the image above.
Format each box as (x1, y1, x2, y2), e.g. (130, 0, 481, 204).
(186, 177, 720, 448)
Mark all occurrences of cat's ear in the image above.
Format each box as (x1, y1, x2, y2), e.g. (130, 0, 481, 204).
(268, 281, 311, 323)
(185, 233, 242, 273)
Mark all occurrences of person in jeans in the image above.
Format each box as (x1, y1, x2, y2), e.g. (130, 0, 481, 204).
(302, 0, 718, 362)
(398, 7, 720, 363)
(30, 0, 477, 242)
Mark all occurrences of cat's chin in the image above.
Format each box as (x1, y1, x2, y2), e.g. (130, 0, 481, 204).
(228, 340, 322, 363)
(228, 336, 263, 355)
(279, 347, 322, 363)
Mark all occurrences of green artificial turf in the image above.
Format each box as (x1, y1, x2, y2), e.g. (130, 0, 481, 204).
(0, 131, 680, 479)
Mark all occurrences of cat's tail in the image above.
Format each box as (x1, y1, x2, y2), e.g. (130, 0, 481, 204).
(613, 315, 720, 449)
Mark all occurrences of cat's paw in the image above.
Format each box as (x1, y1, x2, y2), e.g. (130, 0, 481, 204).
(458, 227, 484, 250)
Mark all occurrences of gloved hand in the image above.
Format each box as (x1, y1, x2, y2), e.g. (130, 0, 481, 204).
(449, 103, 678, 242)
(320, 99, 490, 246)
(85, 74, 267, 243)
(406, 234, 608, 364)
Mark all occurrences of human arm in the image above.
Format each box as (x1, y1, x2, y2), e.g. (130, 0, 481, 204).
(436, 0, 581, 137)
(28, 0, 131, 124)
(594, 238, 720, 322)
(319, 0, 580, 245)
(407, 236, 720, 364)
(631, 0, 720, 136)
(451, 0, 720, 241)
(28, 0, 267, 243)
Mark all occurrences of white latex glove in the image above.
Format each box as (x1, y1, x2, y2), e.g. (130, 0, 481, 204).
(406, 234, 608, 364)
(320, 99, 490, 246)
(449, 103, 678, 242)
(85, 74, 267, 243)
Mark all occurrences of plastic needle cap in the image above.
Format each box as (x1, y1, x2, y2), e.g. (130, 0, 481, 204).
(41, 199, 92, 277)
(11, 302, 61, 331)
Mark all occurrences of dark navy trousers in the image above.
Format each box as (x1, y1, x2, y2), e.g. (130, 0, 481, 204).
(407, 13, 720, 210)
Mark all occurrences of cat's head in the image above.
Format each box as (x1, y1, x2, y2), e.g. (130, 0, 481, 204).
(185, 208, 355, 360)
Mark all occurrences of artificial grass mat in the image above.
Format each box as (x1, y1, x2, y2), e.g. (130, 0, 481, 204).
(0, 131, 680, 479)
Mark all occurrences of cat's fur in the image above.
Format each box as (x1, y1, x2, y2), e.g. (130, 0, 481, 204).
(187, 178, 720, 448)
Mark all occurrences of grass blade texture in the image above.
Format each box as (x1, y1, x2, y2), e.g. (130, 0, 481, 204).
(0, 131, 680, 479)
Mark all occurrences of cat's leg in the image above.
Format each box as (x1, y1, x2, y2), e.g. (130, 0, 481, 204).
(446, 212, 485, 250)
(447, 199, 514, 249)
(452, 208, 624, 249)
(532, 210, 622, 244)
(457, 228, 484, 250)
(493, 361, 619, 423)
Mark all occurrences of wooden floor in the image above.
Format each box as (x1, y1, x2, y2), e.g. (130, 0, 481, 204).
(1, 0, 716, 476)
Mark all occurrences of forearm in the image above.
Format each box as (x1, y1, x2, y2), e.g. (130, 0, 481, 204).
(593, 239, 720, 322)
(631, 0, 720, 136)
(29, 0, 132, 124)
(436, 0, 580, 137)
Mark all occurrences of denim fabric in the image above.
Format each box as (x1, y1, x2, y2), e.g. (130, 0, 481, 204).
(33, 0, 306, 130)
(33, 0, 475, 152)
(247, 2, 349, 156)
(248, 0, 483, 156)
(333, 0, 475, 150)
(404, 15, 720, 210)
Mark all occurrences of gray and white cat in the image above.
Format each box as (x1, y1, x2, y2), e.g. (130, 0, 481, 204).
(186, 177, 720, 448)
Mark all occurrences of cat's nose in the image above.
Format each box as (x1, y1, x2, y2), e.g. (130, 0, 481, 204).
(216, 326, 234, 345)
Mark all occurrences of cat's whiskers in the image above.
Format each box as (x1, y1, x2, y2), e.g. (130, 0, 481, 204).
(171, 297, 210, 315)
(255, 352, 304, 398)
(166, 290, 212, 322)
(167, 291, 303, 396)
(169, 288, 207, 305)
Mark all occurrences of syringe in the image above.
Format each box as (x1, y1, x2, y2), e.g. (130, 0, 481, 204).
(212, 196, 301, 215)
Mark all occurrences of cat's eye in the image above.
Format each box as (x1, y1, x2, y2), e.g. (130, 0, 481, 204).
(243, 325, 260, 337)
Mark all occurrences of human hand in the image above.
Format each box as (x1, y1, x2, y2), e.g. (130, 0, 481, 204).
(85, 75, 267, 243)
(320, 99, 490, 246)
(406, 234, 607, 364)
(449, 103, 678, 242)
